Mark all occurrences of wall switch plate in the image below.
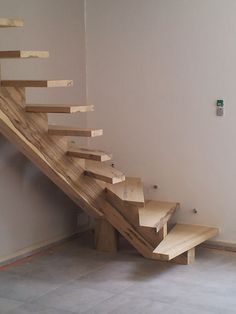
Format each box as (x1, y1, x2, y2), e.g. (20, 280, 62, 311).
(216, 106, 224, 116)
(216, 99, 225, 116)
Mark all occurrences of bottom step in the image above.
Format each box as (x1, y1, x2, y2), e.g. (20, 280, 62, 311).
(153, 224, 219, 261)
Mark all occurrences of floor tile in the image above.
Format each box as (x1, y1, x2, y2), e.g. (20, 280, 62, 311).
(0, 296, 22, 313)
(35, 285, 114, 313)
(83, 293, 169, 314)
(0, 272, 59, 302)
(7, 302, 75, 314)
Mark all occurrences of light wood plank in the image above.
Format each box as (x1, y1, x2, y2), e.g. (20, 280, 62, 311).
(0, 18, 24, 27)
(106, 190, 162, 248)
(48, 125, 103, 137)
(139, 201, 179, 231)
(153, 224, 219, 260)
(0, 87, 104, 218)
(85, 161, 125, 184)
(95, 218, 118, 253)
(25, 104, 94, 114)
(1, 80, 73, 88)
(106, 177, 145, 207)
(67, 146, 112, 162)
(171, 248, 196, 265)
(0, 50, 49, 59)
(0, 86, 171, 260)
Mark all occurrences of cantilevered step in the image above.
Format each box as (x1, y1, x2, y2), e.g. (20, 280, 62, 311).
(139, 201, 179, 231)
(0, 18, 24, 27)
(48, 125, 103, 137)
(67, 145, 112, 162)
(0, 50, 49, 59)
(85, 161, 125, 184)
(106, 177, 145, 207)
(0, 80, 73, 88)
(153, 224, 219, 261)
(25, 104, 94, 114)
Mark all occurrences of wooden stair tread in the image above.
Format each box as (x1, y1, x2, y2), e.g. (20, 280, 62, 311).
(0, 18, 24, 27)
(106, 177, 145, 207)
(0, 50, 49, 59)
(1, 80, 73, 88)
(67, 145, 112, 162)
(153, 224, 219, 260)
(85, 161, 125, 184)
(48, 125, 103, 137)
(139, 201, 179, 230)
(25, 104, 94, 114)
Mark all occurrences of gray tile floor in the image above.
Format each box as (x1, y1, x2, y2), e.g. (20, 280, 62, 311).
(1, 232, 236, 314)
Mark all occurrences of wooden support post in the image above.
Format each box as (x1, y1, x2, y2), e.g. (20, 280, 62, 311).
(171, 248, 195, 265)
(94, 218, 118, 253)
(157, 223, 168, 242)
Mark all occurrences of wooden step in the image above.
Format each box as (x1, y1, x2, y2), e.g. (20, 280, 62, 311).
(0, 50, 49, 59)
(25, 104, 94, 114)
(85, 161, 125, 184)
(139, 201, 179, 231)
(0, 80, 73, 88)
(0, 18, 24, 27)
(48, 125, 103, 137)
(153, 224, 219, 261)
(106, 177, 145, 207)
(67, 146, 112, 162)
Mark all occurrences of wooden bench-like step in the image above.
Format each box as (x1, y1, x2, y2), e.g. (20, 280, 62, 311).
(0, 18, 24, 27)
(85, 161, 125, 184)
(153, 224, 219, 261)
(139, 201, 179, 231)
(0, 50, 49, 59)
(48, 125, 103, 137)
(25, 104, 94, 114)
(67, 146, 112, 162)
(0, 80, 73, 88)
(106, 177, 145, 207)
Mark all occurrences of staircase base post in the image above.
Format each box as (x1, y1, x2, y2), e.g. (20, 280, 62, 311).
(171, 247, 195, 265)
(94, 218, 118, 253)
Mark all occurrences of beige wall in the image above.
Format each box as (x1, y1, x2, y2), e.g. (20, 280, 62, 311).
(86, 0, 236, 243)
(0, 0, 87, 263)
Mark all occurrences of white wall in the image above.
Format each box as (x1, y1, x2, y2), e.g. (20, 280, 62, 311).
(86, 0, 236, 243)
(0, 0, 87, 263)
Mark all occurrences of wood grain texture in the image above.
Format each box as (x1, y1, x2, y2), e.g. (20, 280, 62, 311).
(106, 190, 161, 248)
(1, 80, 73, 88)
(95, 218, 118, 253)
(48, 125, 103, 137)
(153, 224, 219, 260)
(85, 160, 125, 184)
(0, 51, 49, 58)
(139, 201, 179, 231)
(106, 177, 145, 207)
(0, 18, 24, 27)
(67, 145, 112, 162)
(26, 104, 94, 114)
(171, 248, 195, 265)
(0, 87, 159, 261)
(0, 87, 103, 218)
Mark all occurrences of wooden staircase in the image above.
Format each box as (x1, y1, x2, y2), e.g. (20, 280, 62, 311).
(0, 17, 219, 265)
